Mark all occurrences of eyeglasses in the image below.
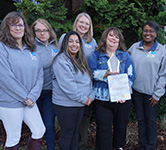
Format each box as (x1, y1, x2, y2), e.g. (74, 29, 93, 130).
(35, 29, 49, 33)
(9, 23, 25, 29)
(143, 30, 156, 34)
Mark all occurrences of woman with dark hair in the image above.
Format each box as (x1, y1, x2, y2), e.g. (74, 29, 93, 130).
(128, 21, 166, 150)
(59, 12, 97, 150)
(51, 30, 94, 150)
(0, 12, 45, 150)
(31, 18, 59, 150)
(89, 27, 135, 150)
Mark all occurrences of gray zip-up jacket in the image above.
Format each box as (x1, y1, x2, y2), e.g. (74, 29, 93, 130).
(0, 42, 43, 108)
(128, 40, 166, 100)
(52, 52, 94, 107)
(35, 38, 58, 90)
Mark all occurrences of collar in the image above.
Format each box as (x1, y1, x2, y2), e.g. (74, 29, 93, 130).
(139, 40, 158, 51)
(35, 37, 55, 46)
(115, 49, 123, 55)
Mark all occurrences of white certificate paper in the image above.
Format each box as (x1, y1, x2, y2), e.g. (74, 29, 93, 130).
(108, 73, 131, 102)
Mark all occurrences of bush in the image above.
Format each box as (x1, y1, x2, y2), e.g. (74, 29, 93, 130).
(14, 0, 72, 37)
(81, 0, 166, 47)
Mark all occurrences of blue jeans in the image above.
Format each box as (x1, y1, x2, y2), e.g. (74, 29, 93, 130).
(133, 89, 159, 150)
(37, 90, 56, 150)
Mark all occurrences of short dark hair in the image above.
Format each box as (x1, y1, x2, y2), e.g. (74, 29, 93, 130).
(142, 21, 159, 32)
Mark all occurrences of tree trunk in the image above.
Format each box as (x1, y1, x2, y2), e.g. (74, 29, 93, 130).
(64, 0, 84, 18)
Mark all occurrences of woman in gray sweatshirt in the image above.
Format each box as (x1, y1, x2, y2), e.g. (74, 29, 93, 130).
(128, 21, 166, 150)
(0, 12, 45, 150)
(59, 12, 97, 149)
(31, 18, 59, 150)
(51, 30, 94, 150)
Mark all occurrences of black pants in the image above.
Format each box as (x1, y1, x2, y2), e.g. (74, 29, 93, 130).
(132, 90, 159, 150)
(95, 100, 131, 150)
(78, 104, 93, 150)
(52, 104, 84, 150)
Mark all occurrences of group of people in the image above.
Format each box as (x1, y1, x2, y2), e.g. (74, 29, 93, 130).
(0, 11, 165, 150)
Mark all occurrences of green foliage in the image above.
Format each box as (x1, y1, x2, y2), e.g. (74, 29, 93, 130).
(157, 95, 166, 122)
(128, 105, 137, 122)
(14, 0, 166, 45)
(14, 0, 72, 37)
(81, 0, 166, 47)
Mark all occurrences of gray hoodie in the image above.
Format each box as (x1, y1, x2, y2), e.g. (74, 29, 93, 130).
(35, 38, 58, 90)
(0, 42, 43, 108)
(52, 52, 94, 107)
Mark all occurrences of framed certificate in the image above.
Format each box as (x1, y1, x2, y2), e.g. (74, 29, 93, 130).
(108, 73, 131, 102)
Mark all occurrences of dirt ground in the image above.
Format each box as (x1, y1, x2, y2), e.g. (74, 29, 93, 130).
(0, 121, 166, 150)
(87, 122, 166, 150)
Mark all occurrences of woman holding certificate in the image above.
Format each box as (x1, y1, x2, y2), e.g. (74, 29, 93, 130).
(89, 27, 135, 150)
(128, 21, 166, 150)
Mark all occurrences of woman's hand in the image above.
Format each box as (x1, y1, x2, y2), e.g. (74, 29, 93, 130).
(84, 97, 92, 106)
(25, 98, 34, 107)
(149, 97, 159, 106)
(104, 69, 119, 78)
(116, 100, 126, 103)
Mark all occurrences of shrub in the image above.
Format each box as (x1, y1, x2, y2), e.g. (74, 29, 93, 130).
(14, 0, 72, 37)
(81, 0, 166, 47)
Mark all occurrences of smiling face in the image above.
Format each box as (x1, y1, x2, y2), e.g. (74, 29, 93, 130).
(106, 30, 119, 52)
(76, 15, 90, 38)
(9, 18, 25, 42)
(142, 25, 157, 44)
(34, 22, 50, 45)
(68, 34, 80, 58)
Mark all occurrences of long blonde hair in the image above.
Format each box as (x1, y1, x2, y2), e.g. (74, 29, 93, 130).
(73, 12, 93, 43)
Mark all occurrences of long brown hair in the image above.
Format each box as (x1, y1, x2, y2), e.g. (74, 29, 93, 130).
(0, 11, 36, 51)
(97, 27, 126, 53)
(51, 30, 92, 79)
